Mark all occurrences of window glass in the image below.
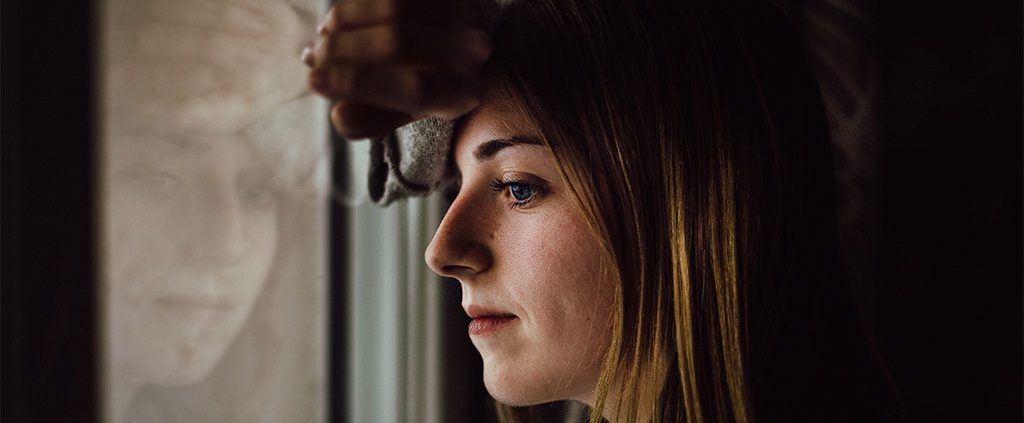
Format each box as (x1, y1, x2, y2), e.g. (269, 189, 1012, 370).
(98, 1, 329, 421)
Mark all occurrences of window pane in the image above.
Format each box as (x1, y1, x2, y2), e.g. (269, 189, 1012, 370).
(97, 1, 329, 421)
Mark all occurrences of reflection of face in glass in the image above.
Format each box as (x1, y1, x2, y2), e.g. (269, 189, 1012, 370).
(101, 1, 323, 421)
(102, 0, 318, 391)
(106, 132, 279, 387)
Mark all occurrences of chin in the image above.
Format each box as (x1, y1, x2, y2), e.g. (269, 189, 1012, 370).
(145, 338, 231, 387)
(482, 361, 554, 407)
(157, 366, 211, 387)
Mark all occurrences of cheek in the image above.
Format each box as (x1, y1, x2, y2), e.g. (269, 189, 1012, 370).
(489, 207, 615, 402)
(229, 209, 275, 293)
(503, 208, 614, 344)
(244, 209, 278, 263)
(107, 196, 180, 290)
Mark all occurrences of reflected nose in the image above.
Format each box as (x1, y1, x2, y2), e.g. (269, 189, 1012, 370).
(188, 183, 250, 265)
(424, 194, 493, 279)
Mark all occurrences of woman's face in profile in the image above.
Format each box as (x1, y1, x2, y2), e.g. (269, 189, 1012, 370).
(425, 96, 616, 406)
(105, 130, 279, 386)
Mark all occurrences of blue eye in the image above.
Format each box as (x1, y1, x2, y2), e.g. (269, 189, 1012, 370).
(489, 177, 548, 209)
(509, 183, 534, 202)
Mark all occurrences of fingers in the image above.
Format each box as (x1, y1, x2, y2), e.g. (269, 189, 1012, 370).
(330, 100, 414, 140)
(316, 25, 491, 68)
(310, 66, 482, 119)
(307, 0, 490, 140)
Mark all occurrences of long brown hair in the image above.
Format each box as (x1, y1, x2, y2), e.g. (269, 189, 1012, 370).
(482, 0, 904, 421)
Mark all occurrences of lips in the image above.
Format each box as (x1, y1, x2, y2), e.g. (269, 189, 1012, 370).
(468, 315, 517, 336)
(152, 295, 235, 312)
(464, 305, 517, 336)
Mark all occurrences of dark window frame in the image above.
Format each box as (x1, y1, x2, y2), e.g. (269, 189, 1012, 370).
(2, 1, 99, 422)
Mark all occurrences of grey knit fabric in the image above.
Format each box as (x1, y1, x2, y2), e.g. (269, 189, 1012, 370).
(367, 117, 455, 205)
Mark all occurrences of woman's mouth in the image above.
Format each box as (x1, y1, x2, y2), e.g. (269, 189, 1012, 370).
(465, 305, 518, 336)
(468, 315, 518, 336)
(153, 295, 235, 310)
(151, 294, 236, 322)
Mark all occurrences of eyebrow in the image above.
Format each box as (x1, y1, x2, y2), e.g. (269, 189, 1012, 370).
(472, 135, 545, 161)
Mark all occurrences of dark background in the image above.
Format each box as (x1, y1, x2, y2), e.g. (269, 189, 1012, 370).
(874, 2, 1022, 421)
(3, 0, 1020, 421)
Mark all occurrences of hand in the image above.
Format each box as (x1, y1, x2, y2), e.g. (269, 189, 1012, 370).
(305, 0, 493, 140)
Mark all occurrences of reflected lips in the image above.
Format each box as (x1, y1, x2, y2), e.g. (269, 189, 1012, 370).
(465, 305, 517, 336)
(152, 295, 235, 319)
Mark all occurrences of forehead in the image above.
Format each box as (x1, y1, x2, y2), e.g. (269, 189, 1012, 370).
(453, 97, 541, 163)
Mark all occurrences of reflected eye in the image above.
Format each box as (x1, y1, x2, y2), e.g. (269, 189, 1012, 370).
(116, 171, 182, 195)
(240, 186, 276, 210)
(237, 168, 279, 211)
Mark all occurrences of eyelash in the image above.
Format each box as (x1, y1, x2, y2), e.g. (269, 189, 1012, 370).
(488, 178, 547, 209)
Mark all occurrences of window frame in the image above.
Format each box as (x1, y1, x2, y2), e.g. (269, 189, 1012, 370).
(2, 1, 100, 421)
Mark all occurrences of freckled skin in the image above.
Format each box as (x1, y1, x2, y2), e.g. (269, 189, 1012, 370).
(425, 96, 616, 406)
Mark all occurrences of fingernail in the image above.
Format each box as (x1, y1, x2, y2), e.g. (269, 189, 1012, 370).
(317, 22, 327, 35)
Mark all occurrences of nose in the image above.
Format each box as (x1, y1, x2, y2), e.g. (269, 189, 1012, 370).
(424, 193, 493, 279)
(188, 182, 251, 265)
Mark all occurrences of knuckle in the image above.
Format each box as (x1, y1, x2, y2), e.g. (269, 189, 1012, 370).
(328, 5, 342, 25)
(322, 34, 338, 59)
(332, 104, 371, 139)
(330, 104, 348, 134)
(330, 103, 345, 123)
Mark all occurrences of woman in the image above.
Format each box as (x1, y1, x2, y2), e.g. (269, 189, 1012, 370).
(309, 0, 905, 421)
